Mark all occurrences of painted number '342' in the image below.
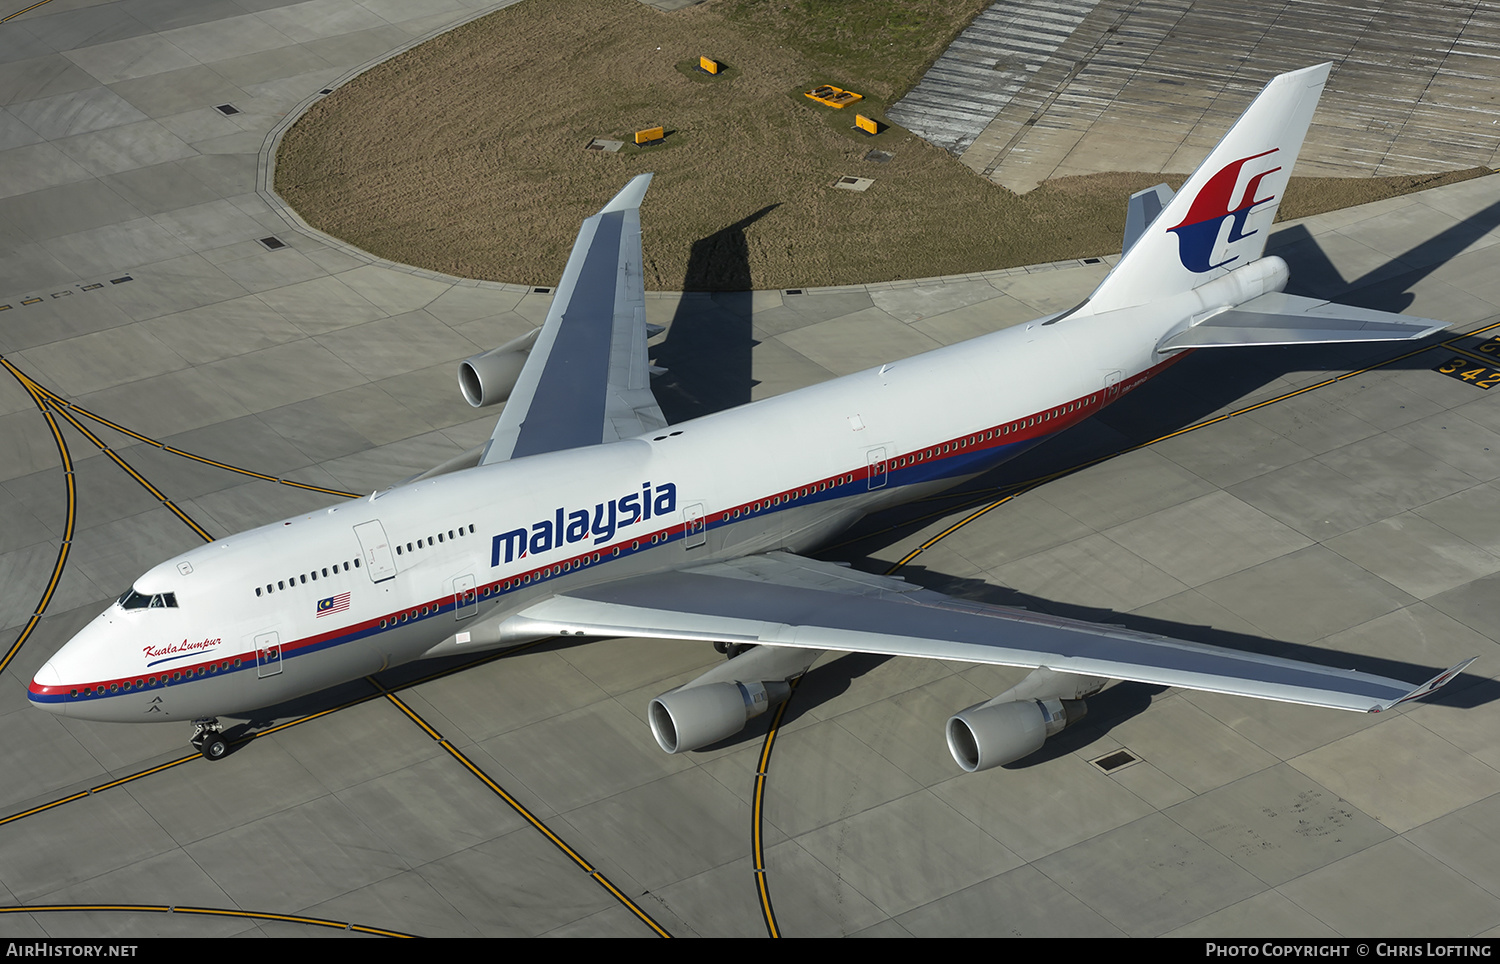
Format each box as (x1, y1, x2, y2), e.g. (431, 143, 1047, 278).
(1434, 352, 1500, 389)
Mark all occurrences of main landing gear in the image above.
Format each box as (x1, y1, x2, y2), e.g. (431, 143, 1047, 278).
(713, 641, 754, 659)
(190, 718, 228, 761)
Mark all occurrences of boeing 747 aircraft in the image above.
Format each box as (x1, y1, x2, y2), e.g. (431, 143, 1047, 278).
(29, 63, 1473, 765)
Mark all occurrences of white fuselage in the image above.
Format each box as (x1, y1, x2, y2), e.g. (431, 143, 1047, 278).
(29, 294, 1191, 723)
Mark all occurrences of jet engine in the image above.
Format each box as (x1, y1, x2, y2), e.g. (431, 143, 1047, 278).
(648, 644, 822, 754)
(458, 327, 541, 408)
(944, 668, 1106, 772)
(650, 680, 790, 753)
(946, 697, 1085, 772)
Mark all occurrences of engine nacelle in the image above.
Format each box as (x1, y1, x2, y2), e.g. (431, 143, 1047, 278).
(457, 327, 541, 408)
(647, 644, 820, 754)
(649, 680, 790, 753)
(946, 697, 1086, 772)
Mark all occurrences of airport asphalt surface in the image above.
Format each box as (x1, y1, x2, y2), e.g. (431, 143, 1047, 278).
(2, 0, 1500, 938)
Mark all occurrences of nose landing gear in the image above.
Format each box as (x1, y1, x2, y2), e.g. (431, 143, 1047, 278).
(190, 718, 227, 761)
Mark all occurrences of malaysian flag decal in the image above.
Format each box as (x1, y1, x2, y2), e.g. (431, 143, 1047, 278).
(316, 592, 350, 617)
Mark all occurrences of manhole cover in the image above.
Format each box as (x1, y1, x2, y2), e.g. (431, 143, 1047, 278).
(1090, 749, 1140, 773)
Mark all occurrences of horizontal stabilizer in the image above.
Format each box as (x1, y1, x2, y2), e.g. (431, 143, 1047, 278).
(1158, 291, 1448, 352)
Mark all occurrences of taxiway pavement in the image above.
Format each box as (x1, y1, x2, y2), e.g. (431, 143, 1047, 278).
(2, 0, 1499, 938)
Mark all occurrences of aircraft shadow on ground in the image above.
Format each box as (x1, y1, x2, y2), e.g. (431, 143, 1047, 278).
(829, 196, 1500, 558)
(897, 566, 1495, 762)
(803, 200, 1500, 760)
(650, 204, 779, 422)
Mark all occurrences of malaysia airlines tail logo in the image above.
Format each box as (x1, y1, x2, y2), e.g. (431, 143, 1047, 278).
(1168, 148, 1282, 272)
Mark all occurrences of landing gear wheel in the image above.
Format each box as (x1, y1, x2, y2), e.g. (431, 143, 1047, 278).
(190, 718, 227, 761)
(713, 641, 754, 659)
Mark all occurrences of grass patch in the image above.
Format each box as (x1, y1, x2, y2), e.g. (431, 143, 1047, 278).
(674, 58, 736, 83)
(1279, 169, 1489, 221)
(275, 0, 1491, 291)
(717, 0, 994, 100)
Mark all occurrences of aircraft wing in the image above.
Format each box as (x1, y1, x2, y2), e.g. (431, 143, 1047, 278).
(512, 552, 1471, 713)
(479, 174, 667, 465)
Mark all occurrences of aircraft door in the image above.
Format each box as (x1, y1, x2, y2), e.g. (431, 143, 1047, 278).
(254, 631, 282, 679)
(866, 446, 888, 490)
(353, 520, 397, 583)
(1104, 371, 1122, 401)
(453, 573, 477, 619)
(684, 503, 706, 550)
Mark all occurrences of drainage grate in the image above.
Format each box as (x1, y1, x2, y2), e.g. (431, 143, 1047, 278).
(1083, 257, 1102, 264)
(785, 289, 803, 295)
(320, 88, 333, 95)
(1090, 749, 1139, 773)
(834, 176, 874, 192)
(214, 104, 240, 115)
(110, 276, 133, 284)
(258, 236, 287, 251)
(585, 137, 623, 153)
(533, 287, 552, 294)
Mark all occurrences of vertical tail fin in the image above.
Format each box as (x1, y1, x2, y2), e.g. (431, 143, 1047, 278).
(1088, 63, 1331, 312)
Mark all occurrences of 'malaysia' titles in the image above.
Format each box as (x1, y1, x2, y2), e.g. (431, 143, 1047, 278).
(491, 481, 677, 565)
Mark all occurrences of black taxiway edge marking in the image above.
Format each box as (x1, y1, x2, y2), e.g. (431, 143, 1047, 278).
(20, 370, 360, 499)
(0, 903, 413, 936)
(0, 0, 57, 24)
(752, 674, 801, 939)
(43, 395, 216, 544)
(363, 677, 674, 938)
(844, 318, 1500, 565)
(0, 359, 76, 677)
(0, 646, 545, 829)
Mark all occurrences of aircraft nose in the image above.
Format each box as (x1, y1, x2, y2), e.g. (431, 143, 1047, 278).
(29, 659, 67, 716)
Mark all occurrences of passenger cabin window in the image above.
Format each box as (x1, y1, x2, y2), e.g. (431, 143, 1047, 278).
(256, 558, 358, 599)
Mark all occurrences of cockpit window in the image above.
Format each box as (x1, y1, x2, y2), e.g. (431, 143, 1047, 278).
(118, 589, 178, 610)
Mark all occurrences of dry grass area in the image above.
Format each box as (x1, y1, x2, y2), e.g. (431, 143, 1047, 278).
(1278, 169, 1489, 221)
(275, 0, 1491, 291)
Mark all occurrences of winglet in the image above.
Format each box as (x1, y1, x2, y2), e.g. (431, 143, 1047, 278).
(600, 173, 654, 214)
(1376, 657, 1478, 712)
(1122, 183, 1173, 256)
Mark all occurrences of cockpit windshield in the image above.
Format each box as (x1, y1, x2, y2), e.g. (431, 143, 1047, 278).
(117, 589, 178, 610)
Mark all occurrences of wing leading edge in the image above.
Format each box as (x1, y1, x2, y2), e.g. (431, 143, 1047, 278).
(480, 174, 666, 465)
(511, 552, 1473, 714)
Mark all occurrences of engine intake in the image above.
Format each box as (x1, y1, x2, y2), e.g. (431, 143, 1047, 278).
(946, 697, 1086, 772)
(457, 327, 541, 408)
(649, 680, 790, 753)
(646, 643, 820, 754)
